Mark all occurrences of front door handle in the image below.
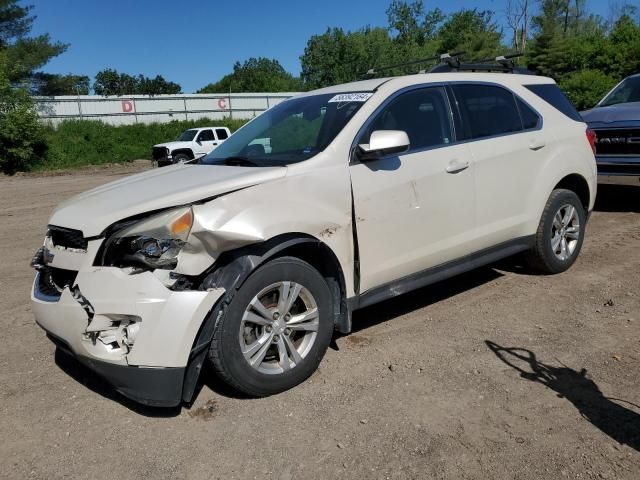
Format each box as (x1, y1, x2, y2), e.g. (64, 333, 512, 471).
(446, 160, 470, 174)
(529, 138, 546, 151)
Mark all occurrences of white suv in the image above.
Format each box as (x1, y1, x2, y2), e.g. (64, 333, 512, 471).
(152, 126, 231, 166)
(31, 70, 596, 407)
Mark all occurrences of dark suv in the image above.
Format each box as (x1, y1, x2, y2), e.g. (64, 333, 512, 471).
(581, 74, 640, 185)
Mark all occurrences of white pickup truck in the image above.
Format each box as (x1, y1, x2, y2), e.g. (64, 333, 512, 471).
(152, 127, 231, 166)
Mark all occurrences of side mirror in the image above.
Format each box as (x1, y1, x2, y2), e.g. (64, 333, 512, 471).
(357, 130, 410, 161)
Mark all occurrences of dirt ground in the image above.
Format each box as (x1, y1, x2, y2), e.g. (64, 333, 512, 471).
(1, 166, 639, 480)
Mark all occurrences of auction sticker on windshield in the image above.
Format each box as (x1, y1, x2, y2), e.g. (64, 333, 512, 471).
(328, 93, 373, 103)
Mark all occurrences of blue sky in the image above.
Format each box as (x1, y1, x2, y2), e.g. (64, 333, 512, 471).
(30, 0, 614, 93)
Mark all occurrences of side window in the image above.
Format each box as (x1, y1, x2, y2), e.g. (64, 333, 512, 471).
(215, 128, 229, 140)
(197, 129, 215, 142)
(364, 87, 453, 151)
(516, 97, 540, 130)
(452, 84, 523, 139)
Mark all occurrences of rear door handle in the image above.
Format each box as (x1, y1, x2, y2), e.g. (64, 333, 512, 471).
(446, 160, 470, 174)
(529, 138, 546, 151)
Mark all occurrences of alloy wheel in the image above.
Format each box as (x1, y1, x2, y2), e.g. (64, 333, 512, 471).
(239, 281, 319, 375)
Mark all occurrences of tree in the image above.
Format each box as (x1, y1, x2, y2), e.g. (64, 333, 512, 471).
(198, 57, 302, 93)
(559, 70, 617, 109)
(0, 0, 67, 85)
(31, 72, 90, 96)
(93, 69, 182, 95)
(436, 9, 503, 60)
(0, 51, 47, 173)
(93, 69, 120, 95)
(137, 75, 181, 95)
(505, 0, 531, 52)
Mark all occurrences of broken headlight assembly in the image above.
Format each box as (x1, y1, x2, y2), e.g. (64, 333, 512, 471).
(99, 207, 193, 270)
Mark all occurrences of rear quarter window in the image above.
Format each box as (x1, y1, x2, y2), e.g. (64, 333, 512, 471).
(525, 84, 583, 122)
(516, 97, 541, 129)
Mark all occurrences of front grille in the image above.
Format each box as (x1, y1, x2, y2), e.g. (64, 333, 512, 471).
(152, 146, 168, 160)
(597, 162, 640, 175)
(37, 267, 78, 298)
(48, 225, 88, 250)
(593, 128, 640, 156)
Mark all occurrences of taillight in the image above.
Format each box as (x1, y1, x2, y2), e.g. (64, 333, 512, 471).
(586, 128, 597, 155)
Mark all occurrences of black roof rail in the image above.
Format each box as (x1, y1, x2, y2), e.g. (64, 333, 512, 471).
(429, 52, 534, 75)
(361, 51, 465, 78)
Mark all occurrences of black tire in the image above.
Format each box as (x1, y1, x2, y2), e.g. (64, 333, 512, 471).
(207, 256, 334, 397)
(525, 188, 586, 274)
(172, 153, 191, 164)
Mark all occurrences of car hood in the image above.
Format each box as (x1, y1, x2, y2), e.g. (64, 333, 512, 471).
(49, 164, 287, 236)
(153, 141, 193, 149)
(581, 102, 640, 127)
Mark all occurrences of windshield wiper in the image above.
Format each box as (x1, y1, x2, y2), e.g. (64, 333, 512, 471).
(222, 156, 261, 167)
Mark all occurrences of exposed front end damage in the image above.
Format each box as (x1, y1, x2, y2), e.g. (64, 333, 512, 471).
(31, 236, 224, 406)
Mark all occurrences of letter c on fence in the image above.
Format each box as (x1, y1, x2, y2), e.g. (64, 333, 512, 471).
(121, 100, 134, 113)
(218, 98, 227, 109)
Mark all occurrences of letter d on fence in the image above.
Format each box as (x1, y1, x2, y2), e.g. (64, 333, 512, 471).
(121, 100, 134, 113)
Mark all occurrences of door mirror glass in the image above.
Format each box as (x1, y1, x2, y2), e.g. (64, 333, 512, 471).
(358, 130, 410, 160)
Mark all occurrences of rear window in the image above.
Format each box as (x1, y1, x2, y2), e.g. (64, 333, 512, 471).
(525, 84, 583, 122)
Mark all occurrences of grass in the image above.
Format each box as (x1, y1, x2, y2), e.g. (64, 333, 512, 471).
(37, 117, 248, 171)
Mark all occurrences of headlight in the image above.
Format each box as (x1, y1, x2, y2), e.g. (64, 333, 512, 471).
(100, 207, 193, 270)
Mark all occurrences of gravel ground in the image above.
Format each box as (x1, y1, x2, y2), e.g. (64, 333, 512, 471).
(0, 167, 638, 480)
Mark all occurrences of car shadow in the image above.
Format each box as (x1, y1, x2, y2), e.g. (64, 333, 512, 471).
(349, 266, 504, 334)
(485, 341, 640, 451)
(595, 184, 640, 213)
(54, 349, 181, 417)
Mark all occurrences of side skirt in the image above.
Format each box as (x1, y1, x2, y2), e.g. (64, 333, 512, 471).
(348, 236, 534, 312)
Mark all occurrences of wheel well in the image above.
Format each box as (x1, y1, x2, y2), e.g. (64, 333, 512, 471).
(202, 234, 351, 333)
(272, 241, 350, 333)
(554, 174, 590, 210)
(172, 149, 194, 159)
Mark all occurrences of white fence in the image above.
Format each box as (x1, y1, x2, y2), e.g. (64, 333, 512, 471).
(34, 92, 300, 126)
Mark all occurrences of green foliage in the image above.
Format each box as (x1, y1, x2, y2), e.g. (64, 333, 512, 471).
(300, 27, 398, 89)
(526, 3, 640, 109)
(31, 72, 90, 96)
(40, 117, 247, 171)
(0, 52, 47, 173)
(0, 1, 67, 84)
(198, 57, 302, 93)
(300, 2, 503, 89)
(559, 70, 617, 110)
(93, 69, 182, 96)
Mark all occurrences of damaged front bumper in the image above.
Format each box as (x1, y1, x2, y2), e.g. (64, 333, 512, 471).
(31, 255, 224, 406)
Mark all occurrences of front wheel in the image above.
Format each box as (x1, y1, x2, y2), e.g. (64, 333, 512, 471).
(172, 153, 191, 164)
(207, 257, 334, 396)
(525, 188, 587, 274)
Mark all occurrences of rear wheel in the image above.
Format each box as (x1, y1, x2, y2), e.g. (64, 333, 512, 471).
(526, 189, 586, 274)
(207, 257, 334, 396)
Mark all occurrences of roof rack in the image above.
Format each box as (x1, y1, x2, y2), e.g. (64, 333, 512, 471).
(429, 52, 534, 74)
(361, 51, 465, 77)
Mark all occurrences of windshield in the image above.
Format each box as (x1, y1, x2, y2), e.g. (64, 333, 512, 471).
(600, 76, 640, 106)
(200, 92, 372, 167)
(177, 129, 198, 141)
